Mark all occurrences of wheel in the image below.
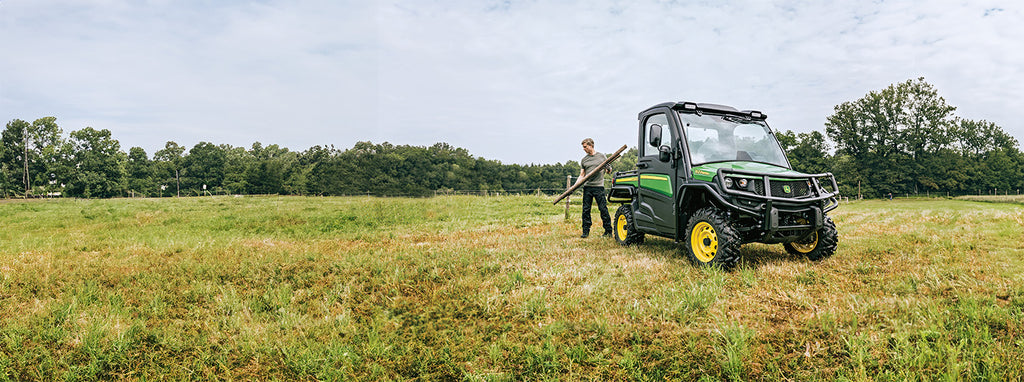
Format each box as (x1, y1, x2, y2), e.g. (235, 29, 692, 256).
(684, 207, 741, 269)
(613, 204, 645, 245)
(784, 215, 838, 261)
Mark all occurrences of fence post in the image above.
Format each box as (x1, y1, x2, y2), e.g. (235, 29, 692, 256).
(565, 175, 572, 220)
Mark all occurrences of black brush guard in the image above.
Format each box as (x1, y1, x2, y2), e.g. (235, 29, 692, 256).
(711, 168, 840, 243)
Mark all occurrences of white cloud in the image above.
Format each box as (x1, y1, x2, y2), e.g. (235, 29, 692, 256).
(1, 0, 1022, 164)
(2, 0, 379, 152)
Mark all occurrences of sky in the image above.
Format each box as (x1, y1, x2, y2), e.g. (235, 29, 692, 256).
(2, 0, 1022, 165)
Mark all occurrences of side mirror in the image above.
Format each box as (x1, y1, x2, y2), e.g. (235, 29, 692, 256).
(648, 124, 662, 147)
(658, 145, 672, 162)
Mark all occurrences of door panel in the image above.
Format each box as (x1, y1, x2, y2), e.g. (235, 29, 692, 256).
(634, 112, 676, 236)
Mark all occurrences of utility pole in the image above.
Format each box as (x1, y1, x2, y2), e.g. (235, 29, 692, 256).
(175, 168, 180, 197)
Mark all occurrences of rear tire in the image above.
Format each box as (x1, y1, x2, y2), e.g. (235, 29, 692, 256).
(613, 204, 645, 245)
(783, 215, 838, 261)
(684, 207, 741, 269)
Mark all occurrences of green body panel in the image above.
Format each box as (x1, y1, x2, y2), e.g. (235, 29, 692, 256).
(614, 174, 672, 197)
(640, 174, 672, 196)
(690, 162, 806, 182)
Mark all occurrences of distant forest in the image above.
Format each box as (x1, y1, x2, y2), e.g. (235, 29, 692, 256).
(2, 78, 1021, 199)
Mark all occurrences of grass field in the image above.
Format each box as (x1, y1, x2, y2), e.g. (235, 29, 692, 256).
(956, 194, 1024, 205)
(1, 195, 1023, 380)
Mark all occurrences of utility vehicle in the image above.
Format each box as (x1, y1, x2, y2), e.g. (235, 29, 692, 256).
(608, 102, 839, 269)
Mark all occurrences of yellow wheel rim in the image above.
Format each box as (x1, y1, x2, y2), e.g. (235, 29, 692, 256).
(790, 231, 818, 253)
(616, 214, 628, 240)
(690, 221, 718, 263)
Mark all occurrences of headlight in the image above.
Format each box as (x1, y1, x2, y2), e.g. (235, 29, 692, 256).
(724, 177, 733, 188)
(738, 178, 748, 188)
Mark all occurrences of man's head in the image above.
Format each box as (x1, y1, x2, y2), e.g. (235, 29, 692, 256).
(581, 138, 595, 155)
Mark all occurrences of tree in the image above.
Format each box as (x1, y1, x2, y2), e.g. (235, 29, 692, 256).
(951, 118, 1019, 158)
(222, 144, 254, 195)
(826, 78, 957, 196)
(65, 127, 127, 198)
(182, 142, 226, 194)
(127, 147, 155, 196)
(154, 141, 186, 196)
(779, 130, 831, 175)
(825, 78, 1019, 197)
(0, 117, 69, 197)
(302, 145, 339, 195)
(246, 142, 295, 195)
(0, 140, 6, 197)
(29, 117, 71, 196)
(1, 119, 30, 196)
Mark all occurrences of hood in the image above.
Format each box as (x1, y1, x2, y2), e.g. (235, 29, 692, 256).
(690, 161, 805, 182)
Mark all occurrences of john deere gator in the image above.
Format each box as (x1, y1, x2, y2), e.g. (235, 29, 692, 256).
(608, 101, 840, 269)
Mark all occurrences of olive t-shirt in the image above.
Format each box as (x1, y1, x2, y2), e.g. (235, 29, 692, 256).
(580, 153, 609, 187)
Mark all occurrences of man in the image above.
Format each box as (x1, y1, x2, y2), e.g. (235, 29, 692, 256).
(577, 138, 612, 238)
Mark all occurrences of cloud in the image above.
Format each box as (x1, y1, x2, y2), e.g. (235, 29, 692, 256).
(2, 0, 378, 152)
(1, 1, 1022, 165)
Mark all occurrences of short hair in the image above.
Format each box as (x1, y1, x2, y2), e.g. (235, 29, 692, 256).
(581, 138, 594, 147)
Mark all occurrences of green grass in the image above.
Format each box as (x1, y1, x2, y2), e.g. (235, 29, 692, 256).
(1, 196, 1023, 380)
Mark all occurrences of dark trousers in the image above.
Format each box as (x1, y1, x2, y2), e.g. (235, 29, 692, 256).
(581, 186, 612, 234)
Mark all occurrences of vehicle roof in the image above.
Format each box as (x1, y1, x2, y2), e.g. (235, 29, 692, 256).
(639, 101, 767, 120)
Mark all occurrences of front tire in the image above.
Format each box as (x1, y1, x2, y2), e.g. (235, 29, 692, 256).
(613, 204, 645, 245)
(684, 207, 741, 269)
(784, 215, 838, 261)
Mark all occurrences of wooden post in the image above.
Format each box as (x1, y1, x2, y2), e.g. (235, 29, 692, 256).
(564, 175, 571, 220)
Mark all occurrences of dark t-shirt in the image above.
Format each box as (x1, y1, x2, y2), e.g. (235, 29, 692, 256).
(580, 153, 609, 187)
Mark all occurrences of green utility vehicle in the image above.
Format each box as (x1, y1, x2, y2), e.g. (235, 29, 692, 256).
(608, 102, 839, 269)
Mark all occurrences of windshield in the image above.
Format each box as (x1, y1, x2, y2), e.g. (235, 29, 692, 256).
(680, 113, 789, 167)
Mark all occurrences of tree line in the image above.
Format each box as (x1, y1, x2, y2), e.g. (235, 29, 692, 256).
(3, 78, 1020, 199)
(777, 77, 1022, 198)
(0, 124, 598, 198)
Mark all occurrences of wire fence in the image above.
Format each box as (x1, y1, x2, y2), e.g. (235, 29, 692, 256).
(5, 176, 1022, 201)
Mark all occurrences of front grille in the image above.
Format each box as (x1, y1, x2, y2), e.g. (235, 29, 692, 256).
(770, 180, 810, 198)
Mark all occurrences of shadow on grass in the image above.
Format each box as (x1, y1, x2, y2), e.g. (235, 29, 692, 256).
(634, 236, 808, 271)
(734, 243, 799, 269)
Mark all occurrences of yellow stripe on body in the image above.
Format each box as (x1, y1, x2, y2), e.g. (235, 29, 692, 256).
(640, 174, 669, 180)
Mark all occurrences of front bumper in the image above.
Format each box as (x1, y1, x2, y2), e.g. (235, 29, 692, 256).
(712, 168, 840, 243)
